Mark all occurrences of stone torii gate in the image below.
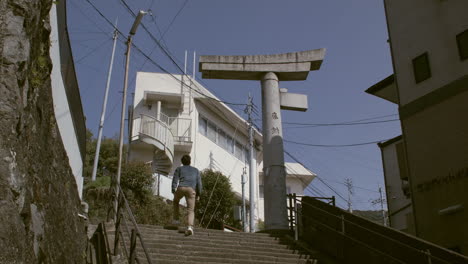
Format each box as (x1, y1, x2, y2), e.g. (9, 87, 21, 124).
(199, 49, 325, 230)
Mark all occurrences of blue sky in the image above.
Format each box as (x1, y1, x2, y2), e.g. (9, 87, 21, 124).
(68, 0, 400, 210)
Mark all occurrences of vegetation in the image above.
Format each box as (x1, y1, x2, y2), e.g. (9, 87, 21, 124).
(196, 169, 242, 230)
(83, 130, 173, 225)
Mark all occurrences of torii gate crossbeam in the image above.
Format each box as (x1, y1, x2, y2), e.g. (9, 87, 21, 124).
(199, 49, 326, 231)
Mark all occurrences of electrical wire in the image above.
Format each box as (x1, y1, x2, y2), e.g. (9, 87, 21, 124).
(75, 36, 112, 63)
(284, 119, 399, 128)
(116, 0, 248, 106)
(284, 138, 389, 148)
(160, 0, 189, 39)
(284, 150, 348, 203)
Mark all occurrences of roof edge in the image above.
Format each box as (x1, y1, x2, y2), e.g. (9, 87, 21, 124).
(378, 134, 402, 148)
(365, 74, 395, 95)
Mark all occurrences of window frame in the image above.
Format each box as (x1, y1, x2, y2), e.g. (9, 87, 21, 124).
(412, 52, 431, 84)
(456, 29, 468, 61)
(198, 116, 207, 136)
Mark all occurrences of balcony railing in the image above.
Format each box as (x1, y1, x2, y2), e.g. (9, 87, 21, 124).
(156, 113, 192, 143)
(168, 117, 192, 143)
(133, 113, 192, 151)
(134, 114, 175, 159)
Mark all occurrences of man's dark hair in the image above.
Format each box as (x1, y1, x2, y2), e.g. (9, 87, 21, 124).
(181, 155, 191, 165)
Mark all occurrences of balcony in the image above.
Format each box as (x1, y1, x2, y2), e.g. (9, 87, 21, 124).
(132, 113, 193, 174)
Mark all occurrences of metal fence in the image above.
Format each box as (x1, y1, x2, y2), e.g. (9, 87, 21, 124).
(288, 195, 468, 264)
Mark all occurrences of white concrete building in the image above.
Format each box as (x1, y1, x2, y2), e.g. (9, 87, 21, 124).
(49, 1, 86, 198)
(129, 72, 315, 227)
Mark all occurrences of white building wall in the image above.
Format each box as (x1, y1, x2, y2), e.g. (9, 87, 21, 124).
(49, 4, 84, 198)
(131, 72, 315, 224)
(191, 102, 256, 199)
(257, 173, 309, 220)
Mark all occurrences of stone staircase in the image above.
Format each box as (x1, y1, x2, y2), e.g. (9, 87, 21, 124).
(112, 224, 321, 264)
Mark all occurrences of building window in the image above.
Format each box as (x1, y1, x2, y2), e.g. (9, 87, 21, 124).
(218, 129, 227, 149)
(199, 114, 247, 161)
(235, 142, 243, 160)
(456, 29, 468, 61)
(207, 121, 217, 142)
(226, 135, 234, 153)
(198, 116, 207, 136)
(412, 52, 431, 84)
(259, 185, 264, 198)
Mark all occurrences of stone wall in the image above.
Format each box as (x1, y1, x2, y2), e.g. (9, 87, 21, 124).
(0, 0, 86, 263)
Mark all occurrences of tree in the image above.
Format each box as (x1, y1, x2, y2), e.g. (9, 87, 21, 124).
(196, 169, 241, 229)
(120, 161, 154, 202)
(83, 132, 172, 225)
(83, 129, 125, 182)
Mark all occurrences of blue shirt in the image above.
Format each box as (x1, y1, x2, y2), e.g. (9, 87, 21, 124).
(172, 165, 202, 194)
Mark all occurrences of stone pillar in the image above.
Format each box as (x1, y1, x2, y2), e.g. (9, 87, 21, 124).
(261, 72, 288, 230)
(199, 49, 325, 231)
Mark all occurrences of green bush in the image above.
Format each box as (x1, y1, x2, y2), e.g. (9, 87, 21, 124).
(84, 160, 174, 225)
(196, 169, 241, 229)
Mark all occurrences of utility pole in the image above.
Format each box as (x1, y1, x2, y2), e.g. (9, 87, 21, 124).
(345, 178, 353, 213)
(379, 187, 387, 226)
(241, 167, 247, 232)
(91, 23, 118, 182)
(115, 11, 147, 218)
(246, 94, 256, 232)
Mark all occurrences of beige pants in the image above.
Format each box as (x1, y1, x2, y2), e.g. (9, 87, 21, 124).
(173, 186, 196, 226)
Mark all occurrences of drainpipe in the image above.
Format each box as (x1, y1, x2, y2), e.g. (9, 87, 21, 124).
(156, 101, 161, 121)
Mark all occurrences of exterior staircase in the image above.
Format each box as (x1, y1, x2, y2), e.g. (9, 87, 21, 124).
(110, 225, 324, 264)
(152, 148, 172, 175)
(131, 114, 175, 175)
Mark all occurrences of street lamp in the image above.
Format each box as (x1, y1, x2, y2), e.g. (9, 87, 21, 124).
(114, 10, 147, 218)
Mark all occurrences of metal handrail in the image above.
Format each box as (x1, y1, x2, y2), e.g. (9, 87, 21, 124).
(107, 183, 153, 264)
(287, 194, 467, 264)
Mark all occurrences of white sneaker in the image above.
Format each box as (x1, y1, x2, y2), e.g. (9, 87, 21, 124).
(185, 226, 193, 236)
(171, 220, 180, 226)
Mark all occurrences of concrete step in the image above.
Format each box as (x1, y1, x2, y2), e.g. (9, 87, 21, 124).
(138, 224, 273, 236)
(111, 228, 291, 247)
(134, 245, 313, 261)
(137, 252, 314, 264)
(117, 235, 294, 254)
(108, 224, 317, 264)
(138, 224, 282, 238)
(133, 227, 284, 243)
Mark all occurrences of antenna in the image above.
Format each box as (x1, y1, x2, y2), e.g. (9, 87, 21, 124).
(184, 50, 187, 75)
(193, 50, 196, 79)
(345, 178, 354, 213)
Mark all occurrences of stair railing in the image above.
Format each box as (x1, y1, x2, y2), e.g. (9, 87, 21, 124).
(107, 182, 153, 264)
(287, 194, 336, 239)
(287, 194, 468, 264)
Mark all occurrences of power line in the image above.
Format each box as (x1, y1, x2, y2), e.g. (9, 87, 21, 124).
(117, 0, 249, 107)
(160, 0, 189, 39)
(75, 36, 111, 63)
(284, 150, 348, 204)
(284, 138, 389, 148)
(284, 163, 328, 198)
(283, 119, 399, 128)
(82, 0, 248, 107)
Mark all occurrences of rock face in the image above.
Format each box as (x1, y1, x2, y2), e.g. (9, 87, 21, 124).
(0, 0, 86, 263)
